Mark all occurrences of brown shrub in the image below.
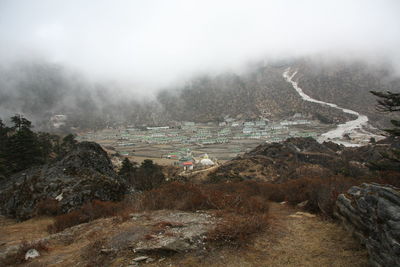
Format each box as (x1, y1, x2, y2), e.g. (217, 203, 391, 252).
(238, 196, 270, 214)
(140, 176, 376, 219)
(376, 171, 400, 187)
(269, 176, 362, 218)
(36, 198, 61, 216)
(48, 200, 129, 233)
(137, 181, 271, 215)
(138, 182, 211, 211)
(48, 210, 88, 233)
(206, 214, 268, 247)
(0, 240, 49, 266)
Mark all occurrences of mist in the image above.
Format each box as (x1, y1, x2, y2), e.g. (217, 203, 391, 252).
(1, 0, 400, 91)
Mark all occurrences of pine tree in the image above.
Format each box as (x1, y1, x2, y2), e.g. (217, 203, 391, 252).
(7, 115, 43, 173)
(371, 91, 400, 135)
(119, 157, 137, 178)
(133, 159, 165, 190)
(56, 133, 77, 158)
(370, 91, 400, 171)
(0, 119, 10, 178)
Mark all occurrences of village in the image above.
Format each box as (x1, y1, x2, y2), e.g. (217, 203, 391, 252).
(76, 113, 335, 171)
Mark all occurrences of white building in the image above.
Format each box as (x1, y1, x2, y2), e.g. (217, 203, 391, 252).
(243, 127, 253, 134)
(200, 158, 215, 166)
(50, 114, 67, 128)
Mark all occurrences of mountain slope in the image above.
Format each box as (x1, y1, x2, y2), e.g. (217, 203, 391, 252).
(157, 65, 355, 124)
(1, 58, 398, 129)
(292, 59, 400, 127)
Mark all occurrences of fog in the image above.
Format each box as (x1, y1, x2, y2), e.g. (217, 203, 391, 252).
(1, 0, 400, 91)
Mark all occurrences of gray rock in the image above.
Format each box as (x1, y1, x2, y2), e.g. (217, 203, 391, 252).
(297, 200, 308, 208)
(335, 183, 400, 267)
(25, 249, 40, 260)
(109, 210, 214, 254)
(133, 256, 148, 262)
(100, 248, 116, 254)
(0, 142, 127, 220)
(145, 257, 155, 263)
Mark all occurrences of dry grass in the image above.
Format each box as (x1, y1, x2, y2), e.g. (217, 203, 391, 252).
(0, 201, 369, 267)
(81, 239, 112, 267)
(0, 216, 53, 250)
(0, 240, 49, 266)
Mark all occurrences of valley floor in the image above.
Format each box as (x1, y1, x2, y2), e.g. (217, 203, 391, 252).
(0, 203, 368, 267)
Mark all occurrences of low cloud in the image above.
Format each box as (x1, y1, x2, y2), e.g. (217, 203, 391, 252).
(1, 0, 400, 90)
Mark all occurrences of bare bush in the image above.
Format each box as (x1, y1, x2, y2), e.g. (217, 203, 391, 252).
(48, 200, 130, 233)
(206, 214, 268, 247)
(36, 198, 60, 216)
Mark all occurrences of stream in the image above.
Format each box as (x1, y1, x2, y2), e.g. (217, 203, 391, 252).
(283, 68, 377, 146)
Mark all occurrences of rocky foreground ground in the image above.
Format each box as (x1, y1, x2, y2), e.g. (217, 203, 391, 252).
(0, 203, 368, 267)
(1, 137, 399, 266)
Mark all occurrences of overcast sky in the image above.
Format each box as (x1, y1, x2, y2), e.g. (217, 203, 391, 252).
(1, 0, 400, 90)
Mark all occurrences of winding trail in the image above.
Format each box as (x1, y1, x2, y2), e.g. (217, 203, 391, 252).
(283, 68, 376, 146)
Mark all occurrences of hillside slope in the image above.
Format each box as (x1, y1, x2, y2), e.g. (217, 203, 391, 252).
(0, 203, 368, 267)
(293, 59, 400, 127)
(157, 65, 354, 124)
(207, 137, 395, 183)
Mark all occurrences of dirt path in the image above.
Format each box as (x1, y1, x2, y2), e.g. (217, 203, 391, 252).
(254, 202, 369, 267)
(179, 165, 220, 182)
(157, 202, 369, 267)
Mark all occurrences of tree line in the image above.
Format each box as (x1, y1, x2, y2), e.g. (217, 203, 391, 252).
(0, 115, 77, 179)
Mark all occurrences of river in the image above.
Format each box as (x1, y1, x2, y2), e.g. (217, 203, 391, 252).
(283, 68, 378, 147)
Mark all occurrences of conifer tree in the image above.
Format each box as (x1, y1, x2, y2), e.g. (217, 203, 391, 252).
(119, 157, 137, 178)
(0, 119, 10, 177)
(7, 115, 43, 173)
(370, 91, 400, 171)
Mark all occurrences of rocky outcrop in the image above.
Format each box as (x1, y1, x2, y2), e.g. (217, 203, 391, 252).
(0, 210, 216, 266)
(0, 142, 127, 220)
(335, 183, 400, 267)
(208, 137, 387, 183)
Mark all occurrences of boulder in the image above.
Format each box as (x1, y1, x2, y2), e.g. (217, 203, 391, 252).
(25, 249, 40, 260)
(127, 211, 213, 253)
(335, 183, 400, 267)
(0, 142, 127, 220)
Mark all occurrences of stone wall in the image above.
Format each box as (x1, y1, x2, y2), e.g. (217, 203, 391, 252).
(335, 183, 400, 267)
